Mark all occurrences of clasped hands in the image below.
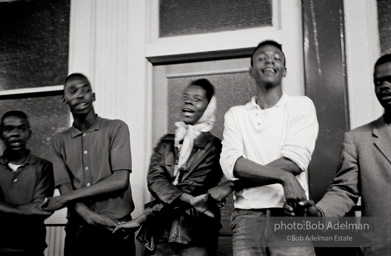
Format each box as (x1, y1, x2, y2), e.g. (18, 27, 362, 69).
(190, 181, 235, 218)
(41, 194, 70, 212)
(283, 199, 321, 217)
(18, 198, 53, 217)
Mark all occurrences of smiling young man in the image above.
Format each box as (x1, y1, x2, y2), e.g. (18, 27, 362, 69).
(44, 73, 135, 256)
(220, 40, 319, 255)
(0, 111, 54, 256)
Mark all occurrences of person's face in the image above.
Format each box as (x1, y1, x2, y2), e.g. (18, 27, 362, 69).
(63, 76, 95, 115)
(250, 44, 287, 87)
(1, 116, 31, 152)
(374, 61, 391, 111)
(181, 85, 209, 125)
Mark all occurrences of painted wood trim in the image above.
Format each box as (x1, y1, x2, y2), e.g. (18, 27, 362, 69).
(0, 85, 63, 96)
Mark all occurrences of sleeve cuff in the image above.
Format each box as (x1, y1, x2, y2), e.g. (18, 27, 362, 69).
(281, 150, 309, 171)
(222, 154, 241, 181)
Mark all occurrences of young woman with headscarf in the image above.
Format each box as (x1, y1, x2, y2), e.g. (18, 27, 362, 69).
(114, 78, 234, 256)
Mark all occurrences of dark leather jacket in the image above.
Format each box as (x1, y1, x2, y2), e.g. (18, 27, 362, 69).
(140, 132, 223, 248)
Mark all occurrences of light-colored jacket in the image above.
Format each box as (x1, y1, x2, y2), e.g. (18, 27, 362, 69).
(317, 116, 391, 256)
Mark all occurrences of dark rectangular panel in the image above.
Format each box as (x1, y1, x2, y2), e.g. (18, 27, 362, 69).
(377, 0, 391, 53)
(0, 0, 70, 90)
(302, 0, 349, 203)
(159, 0, 272, 37)
(0, 92, 69, 160)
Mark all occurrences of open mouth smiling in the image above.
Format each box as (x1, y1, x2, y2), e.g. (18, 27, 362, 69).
(262, 67, 277, 74)
(380, 93, 391, 101)
(9, 140, 23, 146)
(74, 102, 88, 109)
(183, 108, 194, 113)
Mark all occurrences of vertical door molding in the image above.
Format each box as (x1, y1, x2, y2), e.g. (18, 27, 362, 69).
(344, 0, 382, 129)
(302, 0, 349, 203)
(280, 0, 305, 96)
(69, 0, 97, 80)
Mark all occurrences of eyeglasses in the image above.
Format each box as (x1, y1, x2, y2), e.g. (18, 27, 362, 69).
(374, 75, 391, 86)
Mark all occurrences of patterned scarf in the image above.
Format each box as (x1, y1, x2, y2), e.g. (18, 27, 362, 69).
(173, 96, 217, 185)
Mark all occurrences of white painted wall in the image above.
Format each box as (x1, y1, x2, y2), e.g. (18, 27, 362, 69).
(344, 0, 383, 129)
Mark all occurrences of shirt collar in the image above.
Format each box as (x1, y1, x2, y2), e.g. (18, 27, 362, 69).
(245, 93, 289, 110)
(70, 115, 102, 138)
(0, 149, 36, 165)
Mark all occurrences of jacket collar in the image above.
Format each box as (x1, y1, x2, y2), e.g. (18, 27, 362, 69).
(71, 116, 102, 138)
(194, 132, 209, 148)
(0, 149, 36, 165)
(176, 132, 209, 149)
(373, 115, 391, 164)
(180, 134, 216, 182)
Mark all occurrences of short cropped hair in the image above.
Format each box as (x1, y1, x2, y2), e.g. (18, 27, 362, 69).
(1, 110, 30, 130)
(64, 73, 90, 84)
(190, 78, 215, 102)
(250, 40, 286, 67)
(374, 53, 391, 71)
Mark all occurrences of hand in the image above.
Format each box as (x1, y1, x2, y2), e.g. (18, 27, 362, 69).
(189, 194, 215, 218)
(18, 200, 52, 217)
(283, 199, 321, 217)
(112, 216, 144, 234)
(207, 181, 234, 207)
(83, 211, 119, 231)
(42, 195, 70, 211)
(281, 174, 307, 203)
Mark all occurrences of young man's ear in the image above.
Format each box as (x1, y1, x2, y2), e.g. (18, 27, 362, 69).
(283, 67, 287, 77)
(249, 67, 255, 79)
(92, 92, 96, 102)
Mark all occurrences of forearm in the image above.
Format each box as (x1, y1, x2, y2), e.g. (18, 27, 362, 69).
(0, 202, 24, 215)
(134, 212, 149, 223)
(1, 202, 52, 219)
(62, 170, 129, 203)
(233, 157, 292, 187)
(148, 172, 184, 205)
(178, 193, 193, 206)
(74, 201, 95, 218)
(267, 157, 302, 175)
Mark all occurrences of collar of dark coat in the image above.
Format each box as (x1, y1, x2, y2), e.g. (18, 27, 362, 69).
(179, 133, 217, 182)
(372, 115, 391, 164)
(193, 132, 209, 148)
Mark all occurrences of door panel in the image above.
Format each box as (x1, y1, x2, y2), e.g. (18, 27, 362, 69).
(152, 58, 253, 252)
(153, 58, 254, 142)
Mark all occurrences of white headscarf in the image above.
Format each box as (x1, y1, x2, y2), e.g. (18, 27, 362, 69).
(173, 96, 216, 185)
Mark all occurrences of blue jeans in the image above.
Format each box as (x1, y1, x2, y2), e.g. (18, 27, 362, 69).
(231, 208, 315, 256)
